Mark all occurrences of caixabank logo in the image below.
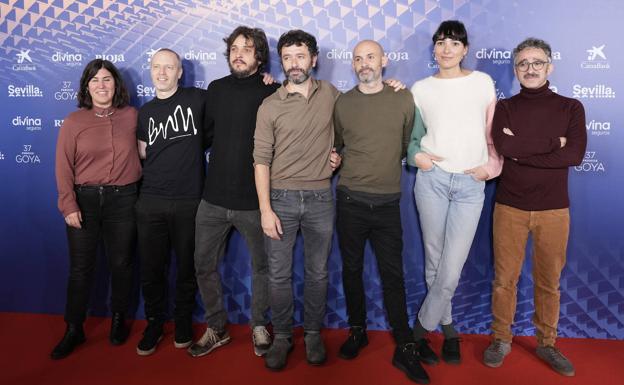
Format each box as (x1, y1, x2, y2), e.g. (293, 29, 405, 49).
(15, 145, 40, 165)
(581, 45, 609, 70)
(575, 151, 605, 173)
(142, 48, 161, 70)
(586, 120, 611, 137)
(7, 84, 43, 97)
(572, 84, 616, 99)
(12, 115, 42, 132)
(12, 49, 36, 71)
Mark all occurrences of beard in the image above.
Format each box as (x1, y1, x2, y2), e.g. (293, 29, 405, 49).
(229, 60, 259, 79)
(285, 67, 311, 85)
(357, 67, 378, 83)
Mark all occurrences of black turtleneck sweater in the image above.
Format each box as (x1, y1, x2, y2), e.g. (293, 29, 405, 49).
(492, 81, 586, 210)
(202, 72, 279, 210)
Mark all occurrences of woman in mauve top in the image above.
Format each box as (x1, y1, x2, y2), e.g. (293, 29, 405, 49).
(51, 59, 141, 360)
(406, 20, 502, 365)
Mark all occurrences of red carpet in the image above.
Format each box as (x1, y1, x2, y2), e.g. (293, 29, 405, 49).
(1, 312, 622, 385)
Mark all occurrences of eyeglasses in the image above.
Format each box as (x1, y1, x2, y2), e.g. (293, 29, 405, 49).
(515, 60, 549, 72)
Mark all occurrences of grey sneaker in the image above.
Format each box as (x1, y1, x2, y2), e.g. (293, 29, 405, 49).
(252, 326, 272, 356)
(187, 327, 231, 358)
(483, 339, 511, 368)
(264, 337, 293, 371)
(304, 332, 326, 365)
(536, 345, 575, 376)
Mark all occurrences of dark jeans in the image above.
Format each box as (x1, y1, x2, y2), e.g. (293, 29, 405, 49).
(194, 199, 269, 330)
(265, 189, 334, 338)
(136, 195, 199, 322)
(336, 190, 412, 345)
(65, 183, 138, 324)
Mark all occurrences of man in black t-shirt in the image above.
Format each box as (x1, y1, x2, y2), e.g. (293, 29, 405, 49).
(186, 26, 279, 359)
(135, 48, 212, 356)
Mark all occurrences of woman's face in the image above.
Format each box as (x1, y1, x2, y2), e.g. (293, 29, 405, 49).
(434, 37, 468, 71)
(88, 67, 115, 109)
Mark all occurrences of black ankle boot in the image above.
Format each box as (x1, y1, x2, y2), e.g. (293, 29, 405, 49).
(109, 312, 129, 345)
(50, 323, 86, 360)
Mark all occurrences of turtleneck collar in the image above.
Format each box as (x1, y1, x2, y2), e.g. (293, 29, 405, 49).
(228, 70, 262, 85)
(519, 80, 553, 99)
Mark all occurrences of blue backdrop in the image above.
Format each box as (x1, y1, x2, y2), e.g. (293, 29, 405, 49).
(1, 0, 622, 340)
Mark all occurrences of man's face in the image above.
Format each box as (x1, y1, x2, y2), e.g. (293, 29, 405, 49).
(150, 50, 182, 95)
(514, 47, 553, 89)
(352, 41, 387, 84)
(280, 44, 317, 85)
(229, 35, 259, 78)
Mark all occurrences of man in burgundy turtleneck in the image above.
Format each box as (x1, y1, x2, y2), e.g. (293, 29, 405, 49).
(483, 38, 586, 377)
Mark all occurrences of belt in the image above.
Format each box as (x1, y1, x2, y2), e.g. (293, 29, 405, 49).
(74, 182, 138, 192)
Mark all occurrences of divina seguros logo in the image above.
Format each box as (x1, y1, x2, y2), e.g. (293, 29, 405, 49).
(326, 49, 409, 62)
(12, 116, 42, 132)
(586, 120, 611, 137)
(52, 52, 83, 67)
(475, 48, 561, 65)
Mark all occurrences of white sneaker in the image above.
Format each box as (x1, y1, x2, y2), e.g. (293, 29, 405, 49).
(252, 326, 272, 356)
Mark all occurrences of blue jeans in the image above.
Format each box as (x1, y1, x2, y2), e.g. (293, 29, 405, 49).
(194, 199, 269, 330)
(414, 165, 485, 331)
(265, 189, 334, 338)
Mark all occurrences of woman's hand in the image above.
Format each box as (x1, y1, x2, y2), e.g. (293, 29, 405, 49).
(65, 211, 82, 229)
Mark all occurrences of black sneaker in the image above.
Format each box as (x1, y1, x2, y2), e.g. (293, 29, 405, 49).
(536, 345, 575, 376)
(339, 326, 368, 360)
(174, 318, 193, 348)
(442, 337, 461, 364)
(50, 323, 86, 360)
(136, 319, 164, 356)
(415, 338, 438, 365)
(392, 343, 430, 384)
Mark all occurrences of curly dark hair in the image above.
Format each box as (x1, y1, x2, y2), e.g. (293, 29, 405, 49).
(77, 59, 129, 109)
(223, 26, 270, 71)
(277, 29, 319, 57)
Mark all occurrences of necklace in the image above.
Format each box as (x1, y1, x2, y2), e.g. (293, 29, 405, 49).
(94, 109, 114, 118)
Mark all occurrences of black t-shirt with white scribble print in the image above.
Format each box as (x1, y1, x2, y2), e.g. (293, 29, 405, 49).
(137, 87, 212, 199)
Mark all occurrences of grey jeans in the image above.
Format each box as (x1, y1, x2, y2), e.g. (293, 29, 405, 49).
(265, 189, 334, 338)
(194, 199, 269, 330)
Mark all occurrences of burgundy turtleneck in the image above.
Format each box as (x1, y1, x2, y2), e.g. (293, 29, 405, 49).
(492, 81, 587, 210)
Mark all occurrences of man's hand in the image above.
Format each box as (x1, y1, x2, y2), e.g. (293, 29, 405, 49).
(65, 211, 82, 229)
(414, 152, 443, 171)
(559, 137, 567, 148)
(464, 166, 489, 181)
(384, 78, 406, 92)
(330, 147, 342, 171)
(261, 210, 283, 240)
(261, 72, 276, 85)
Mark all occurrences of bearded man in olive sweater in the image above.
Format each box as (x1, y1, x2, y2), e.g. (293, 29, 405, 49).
(483, 38, 586, 377)
(187, 26, 279, 359)
(333, 40, 429, 385)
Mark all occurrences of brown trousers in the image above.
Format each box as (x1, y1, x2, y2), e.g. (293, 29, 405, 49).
(491, 203, 570, 346)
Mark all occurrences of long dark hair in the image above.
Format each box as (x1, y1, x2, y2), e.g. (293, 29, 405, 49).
(77, 59, 130, 109)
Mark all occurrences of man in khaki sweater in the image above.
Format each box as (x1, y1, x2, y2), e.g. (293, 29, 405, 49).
(333, 40, 429, 384)
(253, 29, 340, 371)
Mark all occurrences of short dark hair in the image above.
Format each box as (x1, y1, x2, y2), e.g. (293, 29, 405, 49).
(432, 20, 469, 46)
(223, 26, 270, 71)
(513, 37, 552, 62)
(277, 29, 319, 57)
(77, 59, 129, 109)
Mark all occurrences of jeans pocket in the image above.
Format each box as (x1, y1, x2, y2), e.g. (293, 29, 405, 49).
(419, 164, 436, 173)
(270, 189, 285, 201)
(313, 189, 333, 202)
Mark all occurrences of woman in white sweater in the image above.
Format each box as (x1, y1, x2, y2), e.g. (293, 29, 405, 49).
(406, 20, 502, 365)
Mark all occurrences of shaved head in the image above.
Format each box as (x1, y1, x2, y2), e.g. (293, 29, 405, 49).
(353, 40, 385, 57)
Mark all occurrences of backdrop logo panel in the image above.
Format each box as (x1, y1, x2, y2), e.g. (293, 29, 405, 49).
(0, 0, 622, 341)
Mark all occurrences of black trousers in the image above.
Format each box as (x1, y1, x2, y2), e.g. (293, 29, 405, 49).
(65, 183, 138, 324)
(136, 195, 199, 322)
(336, 190, 412, 345)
